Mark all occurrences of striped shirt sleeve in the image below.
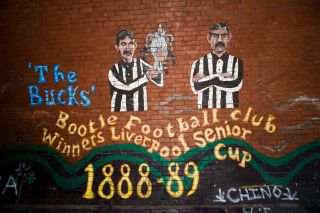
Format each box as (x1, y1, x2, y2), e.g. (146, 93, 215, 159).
(192, 57, 243, 93)
(108, 64, 148, 92)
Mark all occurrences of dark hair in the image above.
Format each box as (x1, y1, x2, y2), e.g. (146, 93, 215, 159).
(208, 23, 230, 36)
(116, 29, 135, 45)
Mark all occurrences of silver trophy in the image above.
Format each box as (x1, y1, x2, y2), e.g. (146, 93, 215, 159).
(142, 24, 175, 86)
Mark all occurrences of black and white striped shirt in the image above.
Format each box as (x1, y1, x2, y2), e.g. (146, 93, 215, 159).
(109, 58, 156, 112)
(190, 52, 243, 108)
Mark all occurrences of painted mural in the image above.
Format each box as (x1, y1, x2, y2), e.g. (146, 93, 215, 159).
(190, 23, 243, 109)
(28, 62, 96, 107)
(1, 1, 320, 212)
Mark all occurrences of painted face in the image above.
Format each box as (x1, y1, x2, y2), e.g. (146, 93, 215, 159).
(115, 36, 137, 63)
(207, 27, 231, 55)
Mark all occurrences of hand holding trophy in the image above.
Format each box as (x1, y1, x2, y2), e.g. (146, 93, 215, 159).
(142, 24, 175, 87)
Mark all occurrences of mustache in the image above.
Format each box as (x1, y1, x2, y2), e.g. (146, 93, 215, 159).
(215, 41, 226, 48)
(123, 50, 133, 56)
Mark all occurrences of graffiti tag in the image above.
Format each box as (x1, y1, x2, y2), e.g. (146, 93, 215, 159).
(213, 185, 299, 203)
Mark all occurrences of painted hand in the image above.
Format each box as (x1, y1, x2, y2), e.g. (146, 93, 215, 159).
(220, 73, 232, 78)
(155, 49, 168, 62)
(192, 73, 205, 82)
(146, 69, 160, 79)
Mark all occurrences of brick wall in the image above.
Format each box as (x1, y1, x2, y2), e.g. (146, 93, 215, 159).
(0, 0, 319, 212)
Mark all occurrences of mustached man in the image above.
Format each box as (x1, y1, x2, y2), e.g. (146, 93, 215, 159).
(108, 29, 164, 112)
(190, 23, 243, 109)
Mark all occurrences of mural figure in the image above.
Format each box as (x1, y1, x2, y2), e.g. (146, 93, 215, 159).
(108, 30, 164, 112)
(190, 23, 243, 108)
